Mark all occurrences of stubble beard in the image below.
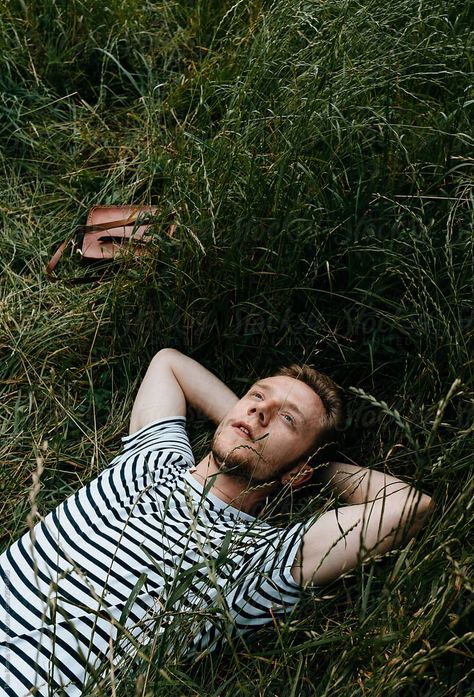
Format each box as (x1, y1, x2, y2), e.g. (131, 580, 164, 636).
(210, 431, 277, 485)
(210, 429, 301, 486)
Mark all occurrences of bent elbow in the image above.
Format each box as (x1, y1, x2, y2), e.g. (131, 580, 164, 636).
(419, 493, 434, 522)
(409, 493, 434, 537)
(154, 347, 181, 361)
(416, 492, 434, 515)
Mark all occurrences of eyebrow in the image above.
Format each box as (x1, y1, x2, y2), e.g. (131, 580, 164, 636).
(252, 382, 306, 423)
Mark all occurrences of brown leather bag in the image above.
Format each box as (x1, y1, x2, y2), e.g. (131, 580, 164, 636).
(46, 205, 174, 277)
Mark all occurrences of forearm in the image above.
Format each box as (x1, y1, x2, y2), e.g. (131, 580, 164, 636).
(320, 462, 414, 505)
(135, 348, 238, 427)
(319, 461, 433, 539)
(165, 349, 238, 423)
(297, 462, 433, 585)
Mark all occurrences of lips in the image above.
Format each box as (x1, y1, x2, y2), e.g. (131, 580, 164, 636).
(232, 421, 253, 439)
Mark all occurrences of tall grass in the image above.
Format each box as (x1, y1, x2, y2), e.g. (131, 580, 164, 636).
(1, 0, 472, 694)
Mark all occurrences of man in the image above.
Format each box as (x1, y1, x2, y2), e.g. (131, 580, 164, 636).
(0, 349, 432, 696)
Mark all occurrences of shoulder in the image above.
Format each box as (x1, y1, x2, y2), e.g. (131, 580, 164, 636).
(111, 416, 195, 469)
(231, 519, 309, 586)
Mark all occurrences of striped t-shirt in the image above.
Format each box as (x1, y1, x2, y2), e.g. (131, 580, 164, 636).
(0, 418, 307, 696)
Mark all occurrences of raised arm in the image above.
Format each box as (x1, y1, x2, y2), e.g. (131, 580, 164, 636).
(294, 462, 433, 586)
(129, 348, 238, 434)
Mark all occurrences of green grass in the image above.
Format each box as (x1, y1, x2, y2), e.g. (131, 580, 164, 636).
(1, 0, 472, 694)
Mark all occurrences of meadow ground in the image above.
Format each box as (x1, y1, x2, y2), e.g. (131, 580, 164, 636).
(0, 0, 472, 695)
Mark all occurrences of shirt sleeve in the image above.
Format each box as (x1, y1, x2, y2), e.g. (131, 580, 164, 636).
(236, 521, 309, 622)
(260, 521, 309, 599)
(108, 417, 195, 471)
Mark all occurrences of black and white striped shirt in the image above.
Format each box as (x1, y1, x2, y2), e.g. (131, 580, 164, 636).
(1, 418, 307, 696)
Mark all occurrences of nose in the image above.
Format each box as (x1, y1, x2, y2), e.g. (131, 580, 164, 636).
(248, 398, 276, 426)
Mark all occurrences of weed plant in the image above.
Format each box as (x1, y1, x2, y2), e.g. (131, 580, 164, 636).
(0, 0, 472, 695)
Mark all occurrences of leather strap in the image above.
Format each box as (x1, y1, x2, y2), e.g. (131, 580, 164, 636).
(45, 239, 70, 277)
(79, 214, 156, 234)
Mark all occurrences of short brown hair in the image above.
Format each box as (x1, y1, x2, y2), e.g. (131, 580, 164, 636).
(274, 363, 344, 455)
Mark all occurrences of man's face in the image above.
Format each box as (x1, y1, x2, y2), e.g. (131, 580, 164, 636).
(211, 375, 326, 485)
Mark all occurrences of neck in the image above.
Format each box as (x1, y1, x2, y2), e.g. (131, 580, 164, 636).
(190, 452, 278, 515)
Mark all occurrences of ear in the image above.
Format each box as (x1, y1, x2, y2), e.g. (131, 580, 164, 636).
(280, 461, 313, 489)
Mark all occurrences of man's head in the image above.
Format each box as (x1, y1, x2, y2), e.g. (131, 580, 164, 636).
(211, 363, 343, 489)
(274, 363, 344, 450)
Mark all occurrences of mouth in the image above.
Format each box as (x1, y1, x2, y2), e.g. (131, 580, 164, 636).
(232, 422, 253, 439)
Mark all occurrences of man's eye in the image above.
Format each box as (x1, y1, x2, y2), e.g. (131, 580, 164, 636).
(281, 413, 294, 424)
(252, 392, 263, 399)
